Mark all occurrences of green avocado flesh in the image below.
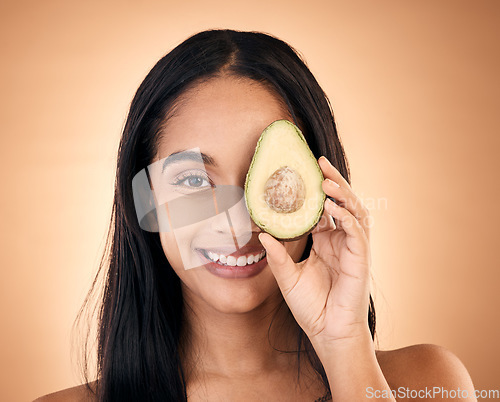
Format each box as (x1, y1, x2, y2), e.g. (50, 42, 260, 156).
(244, 119, 326, 240)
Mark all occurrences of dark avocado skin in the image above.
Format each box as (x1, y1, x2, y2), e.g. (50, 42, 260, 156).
(244, 119, 328, 241)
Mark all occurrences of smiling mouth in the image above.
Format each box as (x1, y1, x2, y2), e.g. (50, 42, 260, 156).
(197, 248, 266, 267)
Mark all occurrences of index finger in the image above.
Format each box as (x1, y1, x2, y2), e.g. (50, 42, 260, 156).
(318, 156, 351, 188)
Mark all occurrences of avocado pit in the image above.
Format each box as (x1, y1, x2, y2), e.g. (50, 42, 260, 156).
(264, 166, 306, 213)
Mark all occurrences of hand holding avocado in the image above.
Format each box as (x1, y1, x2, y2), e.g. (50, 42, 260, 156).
(251, 121, 373, 350)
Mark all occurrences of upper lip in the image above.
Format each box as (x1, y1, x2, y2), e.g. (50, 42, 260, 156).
(196, 243, 266, 258)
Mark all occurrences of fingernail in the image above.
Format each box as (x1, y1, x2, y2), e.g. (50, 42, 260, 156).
(258, 233, 268, 248)
(320, 155, 333, 166)
(326, 178, 340, 188)
(326, 197, 339, 208)
(330, 215, 337, 230)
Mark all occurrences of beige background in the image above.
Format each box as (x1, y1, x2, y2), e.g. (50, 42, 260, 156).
(1, 0, 499, 400)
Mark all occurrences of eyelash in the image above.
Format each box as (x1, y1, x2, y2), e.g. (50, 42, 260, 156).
(172, 170, 214, 189)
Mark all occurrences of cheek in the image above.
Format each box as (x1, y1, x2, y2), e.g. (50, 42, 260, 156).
(159, 232, 182, 270)
(159, 222, 207, 272)
(159, 232, 200, 293)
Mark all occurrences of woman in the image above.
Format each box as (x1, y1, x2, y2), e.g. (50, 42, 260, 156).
(36, 29, 476, 401)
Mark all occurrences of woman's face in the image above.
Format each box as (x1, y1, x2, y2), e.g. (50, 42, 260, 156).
(154, 75, 308, 314)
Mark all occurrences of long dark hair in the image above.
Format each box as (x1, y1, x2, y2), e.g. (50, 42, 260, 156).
(73, 28, 376, 401)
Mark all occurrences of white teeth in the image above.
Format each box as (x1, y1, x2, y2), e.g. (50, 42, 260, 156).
(207, 251, 219, 262)
(204, 250, 266, 266)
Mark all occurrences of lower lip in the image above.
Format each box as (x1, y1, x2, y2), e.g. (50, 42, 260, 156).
(197, 249, 268, 279)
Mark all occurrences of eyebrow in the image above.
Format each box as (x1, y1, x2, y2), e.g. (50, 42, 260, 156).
(161, 150, 218, 173)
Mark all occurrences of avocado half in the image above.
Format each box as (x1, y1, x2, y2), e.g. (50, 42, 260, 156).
(244, 119, 326, 240)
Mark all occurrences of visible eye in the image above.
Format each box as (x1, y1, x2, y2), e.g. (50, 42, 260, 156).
(172, 170, 213, 189)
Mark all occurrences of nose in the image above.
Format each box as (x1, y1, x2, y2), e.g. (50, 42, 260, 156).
(209, 184, 261, 245)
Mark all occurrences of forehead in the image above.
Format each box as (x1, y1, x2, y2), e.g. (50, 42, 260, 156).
(155, 76, 293, 159)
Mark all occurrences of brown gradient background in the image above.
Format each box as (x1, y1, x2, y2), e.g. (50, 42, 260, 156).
(1, 0, 499, 400)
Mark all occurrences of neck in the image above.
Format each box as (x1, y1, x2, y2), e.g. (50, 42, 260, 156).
(178, 284, 303, 380)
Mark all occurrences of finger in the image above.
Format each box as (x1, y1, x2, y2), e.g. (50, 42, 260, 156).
(318, 156, 351, 188)
(322, 179, 371, 240)
(258, 232, 301, 296)
(319, 155, 367, 216)
(311, 208, 336, 234)
(324, 198, 368, 257)
(319, 156, 371, 239)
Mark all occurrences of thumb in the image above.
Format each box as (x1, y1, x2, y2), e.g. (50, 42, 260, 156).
(258, 232, 300, 294)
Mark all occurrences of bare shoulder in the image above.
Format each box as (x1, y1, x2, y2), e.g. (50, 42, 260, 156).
(375, 344, 476, 400)
(33, 381, 97, 402)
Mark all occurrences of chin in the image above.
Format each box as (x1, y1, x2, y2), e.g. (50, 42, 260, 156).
(209, 288, 268, 314)
(199, 276, 279, 315)
(213, 299, 262, 314)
